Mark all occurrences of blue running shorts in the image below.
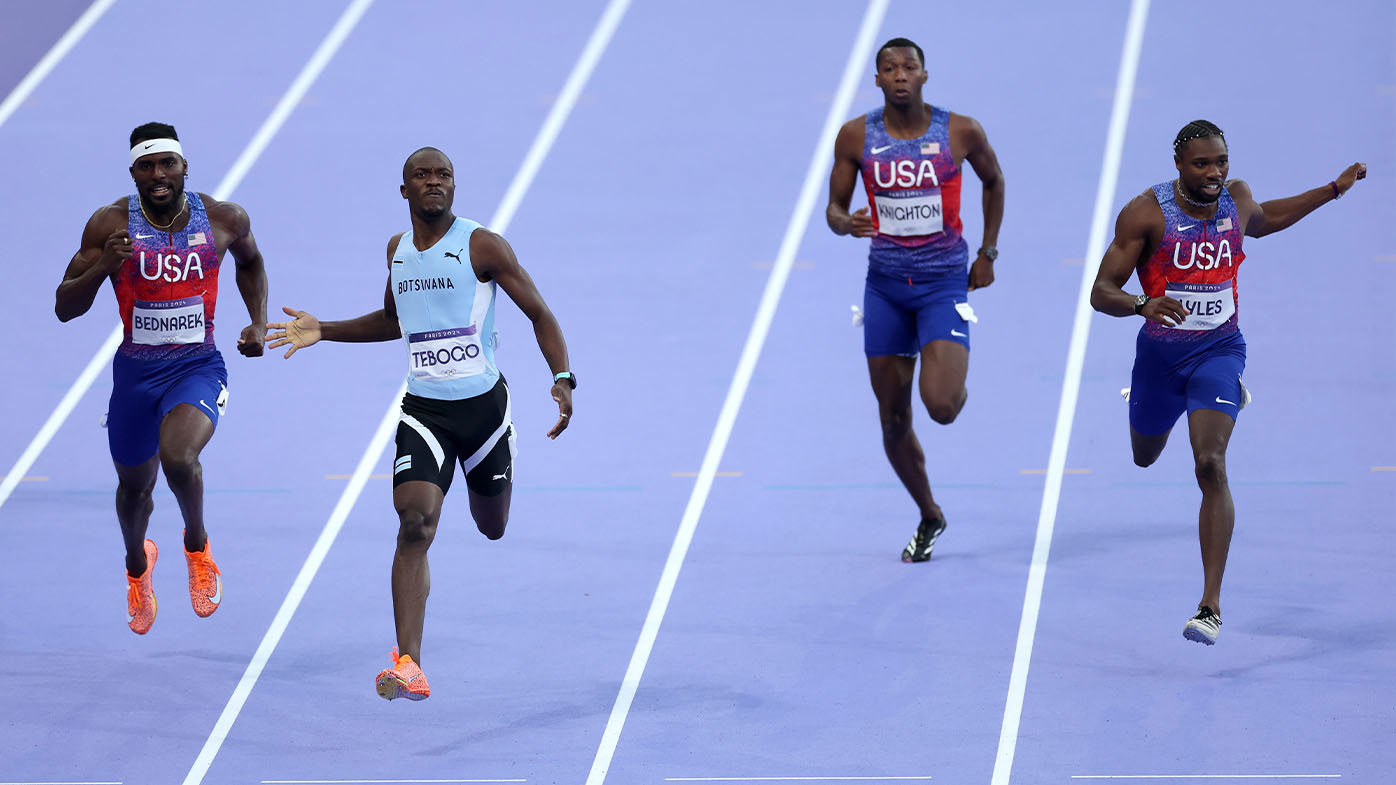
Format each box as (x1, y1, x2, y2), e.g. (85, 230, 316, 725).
(863, 268, 971, 357)
(1129, 329, 1246, 436)
(107, 351, 228, 466)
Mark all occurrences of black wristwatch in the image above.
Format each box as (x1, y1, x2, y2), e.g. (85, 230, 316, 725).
(1133, 294, 1151, 315)
(554, 371, 577, 389)
(977, 245, 998, 262)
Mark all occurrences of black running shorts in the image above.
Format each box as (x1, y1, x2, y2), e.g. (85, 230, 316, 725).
(393, 376, 516, 497)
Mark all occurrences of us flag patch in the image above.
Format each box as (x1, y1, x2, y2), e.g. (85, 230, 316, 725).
(921, 142, 940, 155)
(188, 232, 206, 245)
(1215, 217, 1232, 232)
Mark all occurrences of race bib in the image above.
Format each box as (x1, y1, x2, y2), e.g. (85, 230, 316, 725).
(407, 325, 486, 381)
(1164, 281, 1235, 331)
(875, 189, 943, 236)
(132, 296, 205, 345)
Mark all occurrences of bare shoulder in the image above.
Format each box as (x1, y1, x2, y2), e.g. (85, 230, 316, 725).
(947, 111, 985, 137)
(469, 226, 513, 260)
(1224, 179, 1254, 201)
(201, 193, 251, 235)
(1118, 188, 1163, 233)
(834, 115, 867, 156)
(88, 199, 128, 232)
(469, 227, 517, 281)
(386, 232, 405, 266)
(948, 112, 990, 160)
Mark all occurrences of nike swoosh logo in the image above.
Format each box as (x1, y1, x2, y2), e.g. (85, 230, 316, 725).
(1177, 224, 1196, 231)
(143, 143, 155, 149)
(951, 330, 967, 338)
(199, 400, 215, 414)
(871, 144, 893, 154)
(207, 576, 222, 605)
(1216, 397, 1236, 405)
(135, 233, 154, 239)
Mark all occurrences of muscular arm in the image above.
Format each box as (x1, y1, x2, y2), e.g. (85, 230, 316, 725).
(953, 114, 1005, 251)
(55, 204, 126, 322)
(319, 235, 402, 342)
(472, 228, 573, 437)
(953, 113, 1004, 290)
(1232, 163, 1366, 239)
(1090, 192, 1184, 328)
(471, 229, 568, 373)
(211, 199, 269, 355)
(826, 118, 875, 237)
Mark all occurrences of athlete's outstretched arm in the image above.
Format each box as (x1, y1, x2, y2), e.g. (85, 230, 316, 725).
(267, 236, 403, 359)
(1091, 194, 1187, 326)
(955, 114, 1005, 291)
(1234, 163, 1366, 238)
(470, 228, 573, 439)
(215, 200, 269, 357)
(826, 118, 876, 238)
(55, 205, 127, 322)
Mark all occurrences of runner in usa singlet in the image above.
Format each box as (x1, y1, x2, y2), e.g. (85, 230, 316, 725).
(825, 37, 1006, 564)
(1089, 118, 1368, 645)
(53, 123, 270, 635)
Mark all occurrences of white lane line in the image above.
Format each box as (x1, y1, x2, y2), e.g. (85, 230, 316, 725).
(0, 324, 120, 513)
(1071, 777, 1342, 781)
(179, 1, 631, 784)
(0, 0, 376, 518)
(661, 771, 926, 776)
(0, 0, 116, 130)
(581, 1, 889, 783)
(988, 1, 1150, 784)
(261, 780, 526, 784)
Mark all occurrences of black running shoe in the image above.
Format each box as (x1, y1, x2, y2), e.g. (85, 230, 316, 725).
(900, 517, 948, 563)
(1183, 606, 1222, 645)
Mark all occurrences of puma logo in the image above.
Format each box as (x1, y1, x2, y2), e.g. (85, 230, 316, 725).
(443, 249, 464, 263)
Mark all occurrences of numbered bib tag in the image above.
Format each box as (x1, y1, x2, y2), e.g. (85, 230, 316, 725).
(407, 325, 486, 381)
(875, 188, 943, 236)
(953, 301, 978, 324)
(1163, 281, 1235, 330)
(132, 296, 205, 345)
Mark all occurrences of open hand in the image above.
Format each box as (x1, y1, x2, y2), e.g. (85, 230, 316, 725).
(266, 305, 322, 359)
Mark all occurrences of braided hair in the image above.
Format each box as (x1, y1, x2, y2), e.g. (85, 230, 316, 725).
(1173, 120, 1224, 156)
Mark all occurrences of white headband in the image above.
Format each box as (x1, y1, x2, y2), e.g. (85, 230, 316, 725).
(129, 138, 183, 164)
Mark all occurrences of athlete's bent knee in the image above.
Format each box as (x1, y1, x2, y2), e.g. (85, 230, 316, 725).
(159, 445, 201, 486)
(396, 507, 437, 548)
